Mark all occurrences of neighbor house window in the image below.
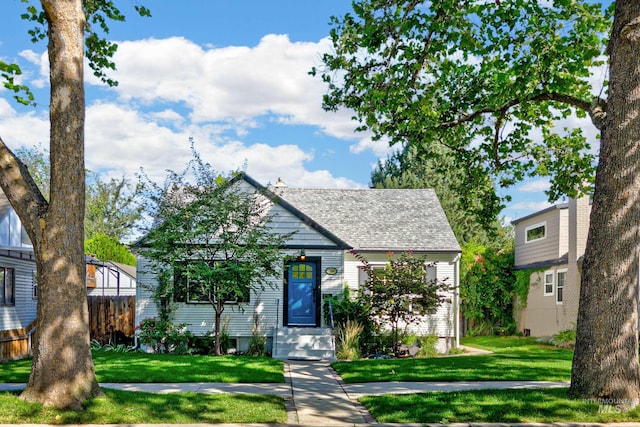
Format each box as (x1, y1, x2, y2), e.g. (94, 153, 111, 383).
(556, 270, 566, 304)
(525, 222, 546, 243)
(0, 267, 15, 306)
(174, 261, 250, 304)
(32, 270, 38, 300)
(544, 271, 554, 296)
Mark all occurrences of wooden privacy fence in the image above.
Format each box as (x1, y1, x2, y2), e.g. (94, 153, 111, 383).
(0, 320, 36, 361)
(87, 296, 136, 346)
(1, 296, 135, 361)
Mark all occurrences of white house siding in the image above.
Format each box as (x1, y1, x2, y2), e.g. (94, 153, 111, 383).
(343, 251, 458, 348)
(514, 207, 567, 266)
(137, 248, 343, 351)
(0, 255, 37, 332)
(135, 193, 345, 351)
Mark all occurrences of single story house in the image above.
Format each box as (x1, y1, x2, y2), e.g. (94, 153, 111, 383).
(512, 196, 590, 337)
(136, 173, 461, 359)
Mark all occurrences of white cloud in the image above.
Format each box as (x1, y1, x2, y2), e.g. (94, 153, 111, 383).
(0, 98, 49, 149)
(83, 101, 363, 189)
(0, 34, 373, 190)
(105, 35, 379, 151)
(501, 199, 556, 223)
(518, 179, 550, 193)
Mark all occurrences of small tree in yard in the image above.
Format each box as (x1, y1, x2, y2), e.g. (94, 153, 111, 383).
(140, 149, 292, 355)
(354, 250, 450, 355)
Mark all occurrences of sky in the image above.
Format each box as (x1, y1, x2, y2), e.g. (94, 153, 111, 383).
(0, 0, 604, 225)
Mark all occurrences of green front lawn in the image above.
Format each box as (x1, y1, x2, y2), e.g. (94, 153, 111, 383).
(0, 389, 286, 424)
(333, 336, 572, 383)
(0, 353, 286, 424)
(0, 352, 284, 383)
(360, 388, 640, 424)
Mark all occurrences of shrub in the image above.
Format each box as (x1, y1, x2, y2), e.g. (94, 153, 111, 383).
(416, 335, 439, 358)
(460, 241, 517, 336)
(553, 328, 576, 349)
(137, 317, 193, 354)
(190, 335, 216, 355)
(324, 286, 376, 355)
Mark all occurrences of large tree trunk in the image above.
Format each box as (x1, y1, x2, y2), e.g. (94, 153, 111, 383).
(569, 0, 640, 409)
(8, 0, 101, 409)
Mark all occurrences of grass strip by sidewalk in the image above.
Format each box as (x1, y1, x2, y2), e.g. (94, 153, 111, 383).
(0, 353, 284, 383)
(333, 336, 572, 383)
(0, 389, 286, 424)
(360, 388, 640, 424)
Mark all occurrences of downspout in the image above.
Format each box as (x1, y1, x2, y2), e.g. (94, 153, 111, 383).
(274, 298, 279, 357)
(453, 253, 461, 349)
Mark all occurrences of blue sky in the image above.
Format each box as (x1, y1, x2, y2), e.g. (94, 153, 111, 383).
(0, 1, 602, 224)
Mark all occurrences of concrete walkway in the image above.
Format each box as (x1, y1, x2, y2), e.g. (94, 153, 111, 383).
(0, 360, 572, 426)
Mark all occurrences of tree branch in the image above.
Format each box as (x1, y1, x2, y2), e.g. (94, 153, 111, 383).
(439, 92, 607, 131)
(0, 136, 48, 242)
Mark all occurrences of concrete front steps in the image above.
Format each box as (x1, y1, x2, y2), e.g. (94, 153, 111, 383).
(273, 327, 335, 360)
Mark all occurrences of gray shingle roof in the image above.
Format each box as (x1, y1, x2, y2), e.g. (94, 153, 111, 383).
(278, 188, 460, 252)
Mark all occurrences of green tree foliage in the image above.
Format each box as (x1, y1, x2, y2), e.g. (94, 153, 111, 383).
(84, 233, 136, 266)
(139, 148, 293, 355)
(317, 0, 640, 405)
(354, 250, 450, 355)
(4, 0, 151, 99)
(85, 173, 143, 242)
(314, 0, 607, 208)
(14, 144, 50, 200)
(14, 144, 142, 243)
(460, 241, 516, 336)
(371, 143, 510, 245)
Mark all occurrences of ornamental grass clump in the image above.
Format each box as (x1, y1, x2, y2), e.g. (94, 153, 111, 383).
(336, 320, 364, 360)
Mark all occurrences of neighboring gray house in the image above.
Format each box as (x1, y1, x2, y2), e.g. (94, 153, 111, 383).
(136, 174, 461, 359)
(512, 196, 590, 337)
(0, 189, 138, 360)
(0, 193, 38, 361)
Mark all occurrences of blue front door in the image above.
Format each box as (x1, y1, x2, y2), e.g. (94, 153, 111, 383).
(287, 262, 317, 326)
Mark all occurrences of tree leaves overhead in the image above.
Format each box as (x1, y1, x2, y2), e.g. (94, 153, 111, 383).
(5, 0, 152, 103)
(314, 0, 610, 208)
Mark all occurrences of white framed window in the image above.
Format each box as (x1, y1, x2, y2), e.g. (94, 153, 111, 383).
(425, 265, 437, 282)
(525, 222, 547, 243)
(556, 269, 567, 304)
(0, 267, 15, 306)
(175, 260, 250, 304)
(544, 270, 554, 296)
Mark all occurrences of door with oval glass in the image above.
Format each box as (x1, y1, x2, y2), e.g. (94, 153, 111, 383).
(286, 261, 317, 326)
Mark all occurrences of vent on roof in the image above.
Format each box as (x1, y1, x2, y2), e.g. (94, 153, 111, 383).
(274, 177, 287, 188)
(273, 177, 287, 194)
